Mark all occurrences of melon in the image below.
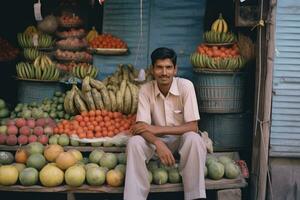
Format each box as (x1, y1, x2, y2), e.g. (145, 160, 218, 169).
(67, 149, 83, 162)
(55, 152, 77, 170)
(99, 153, 118, 169)
(58, 134, 69, 146)
(114, 164, 126, 175)
(89, 149, 104, 164)
(204, 165, 208, 177)
(208, 162, 224, 180)
(39, 164, 64, 187)
(218, 156, 233, 166)
(15, 148, 28, 164)
(43, 144, 64, 162)
(70, 138, 79, 146)
(19, 167, 39, 186)
(206, 156, 218, 166)
(12, 163, 26, 173)
(168, 168, 181, 183)
(86, 166, 106, 186)
(0, 151, 14, 164)
(0, 165, 19, 185)
(147, 160, 159, 172)
(65, 165, 86, 187)
(153, 168, 168, 185)
(84, 163, 99, 171)
(106, 169, 124, 187)
(26, 142, 44, 155)
(26, 153, 46, 170)
(117, 153, 127, 165)
(224, 163, 240, 179)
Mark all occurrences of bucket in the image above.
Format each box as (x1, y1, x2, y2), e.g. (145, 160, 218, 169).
(194, 70, 246, 113)
(17, 80, 66, 103)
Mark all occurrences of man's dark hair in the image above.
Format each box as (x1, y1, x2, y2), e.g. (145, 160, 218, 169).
(151, 47, 177, 66)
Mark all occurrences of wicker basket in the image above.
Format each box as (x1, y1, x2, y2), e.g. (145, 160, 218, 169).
(194, 70, 246, 113)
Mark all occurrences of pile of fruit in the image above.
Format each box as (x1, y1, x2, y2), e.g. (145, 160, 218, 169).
(54, 110, 135, 139)
(70, 64, 99, 79)
(190, 44, 245, 70)
(23, 48, 46, 61)
(10, 91, 70, 121)
(0, 99, 9, 119)
(205, 155, 241, 180)
(56, 38, 88, 50)
(203, 13, 236, 44)
(58, 14, 83, 27)
(191, 13, 246, 71)
(0, 118, 56, 146)
(17, 33, 54, 49)
(0, 146, 128, 187)
(56, 28, 86, 38)
(64, 71, 139, 115)
(89, 34, 127, 49)
(55, 49, 92, 62)
(16, 55, 60, 81)
(0, 37, 19, 61)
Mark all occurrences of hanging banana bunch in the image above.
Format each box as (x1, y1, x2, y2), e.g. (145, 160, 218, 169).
(86, 27, 98, 43)
(211, 13, 228, 33)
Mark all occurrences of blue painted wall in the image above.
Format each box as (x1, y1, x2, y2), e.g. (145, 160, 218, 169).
(93, 0, 206, 80)
(270, 0, 300, 156)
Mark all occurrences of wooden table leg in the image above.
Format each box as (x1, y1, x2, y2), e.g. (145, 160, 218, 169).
(216, 189, 241, 200)
(67, 192, 76, 200)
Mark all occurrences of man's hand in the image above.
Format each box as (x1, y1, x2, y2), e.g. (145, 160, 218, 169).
(154, 140, 175, 166)
(130, 123, 160, 136)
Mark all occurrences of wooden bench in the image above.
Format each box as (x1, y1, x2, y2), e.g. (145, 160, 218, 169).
(0, 146, 247, 200)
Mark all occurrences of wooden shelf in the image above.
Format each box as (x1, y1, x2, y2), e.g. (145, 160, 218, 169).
(0, 177, 247, 193)
(0, 145, 126, 152)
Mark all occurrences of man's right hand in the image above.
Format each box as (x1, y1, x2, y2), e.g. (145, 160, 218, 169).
(154, 140, 175, 166)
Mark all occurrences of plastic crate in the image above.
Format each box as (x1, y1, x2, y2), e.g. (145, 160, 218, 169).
(194, 71, 246, 113)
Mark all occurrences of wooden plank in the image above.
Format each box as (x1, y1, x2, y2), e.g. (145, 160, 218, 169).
(216, 189, 241, 200)
(0, 145, 126, 153)
(0, 178, 247, 193)
(67, 192, 75, 200)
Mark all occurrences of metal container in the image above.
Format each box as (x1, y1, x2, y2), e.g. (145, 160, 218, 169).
(200, 112, 252, 151)
(194, 70, 246, 113)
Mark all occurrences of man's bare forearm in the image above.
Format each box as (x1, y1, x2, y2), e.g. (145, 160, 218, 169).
(140, 132, 160, 145)
(155, 121, 198, 136)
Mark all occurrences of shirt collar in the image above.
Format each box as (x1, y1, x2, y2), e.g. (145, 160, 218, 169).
(154, 77, 180, 97)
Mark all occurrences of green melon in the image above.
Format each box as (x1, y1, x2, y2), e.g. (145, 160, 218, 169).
(114, 164, 126, 174)
(153, 168, 168, 185)
(65, 165, 86, 187)
(225, 163, 240, 179)
(86, 166, 106, 186)
(0, 151, 14, 165)
(218, 156, 233, 166)
(208, 162, 224, 180)
(168, 168, 181, 183)
(19, 167, 39, 186)
(26, 154, 46, 170)
(89, 149, 105, 164)
(99, 153, 117, 169)
(117, 153, 127, 165)
(26, 142, 44, 155)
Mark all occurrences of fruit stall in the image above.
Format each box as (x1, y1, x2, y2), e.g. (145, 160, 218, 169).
(0, 0, 265, 199)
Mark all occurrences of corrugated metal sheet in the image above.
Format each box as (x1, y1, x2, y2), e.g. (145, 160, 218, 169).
(93, 0, 206, 80)
(270, 0, 300, 156)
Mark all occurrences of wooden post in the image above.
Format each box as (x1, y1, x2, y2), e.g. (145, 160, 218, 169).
(67, 192, 76, 200)
(216, 189, 241, 200)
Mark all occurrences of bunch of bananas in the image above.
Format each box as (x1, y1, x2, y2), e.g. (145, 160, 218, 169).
(24, 26, 39, 36)
(211, 13, 228, 33)
(190, 52, 246, 71)
(71, 65, 99, 79)
(203, 31, 236, 44)
(17, 33, 54, 48)
(16, 62, 60, 81)
(86, 27, 98, 43)
(23, 48, 45, 61)
(33, 55, 54, 69)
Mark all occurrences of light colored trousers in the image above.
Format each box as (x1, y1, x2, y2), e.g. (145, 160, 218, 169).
(124, 131, 207, 200)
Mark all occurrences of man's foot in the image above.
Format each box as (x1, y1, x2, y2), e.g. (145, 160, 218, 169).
(200, 131, 213, 154)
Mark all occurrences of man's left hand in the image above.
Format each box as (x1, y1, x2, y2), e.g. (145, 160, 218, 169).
(130, 123, 159, 135)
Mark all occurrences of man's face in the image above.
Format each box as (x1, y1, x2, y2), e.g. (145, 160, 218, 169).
(152, 58, 177, 86)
